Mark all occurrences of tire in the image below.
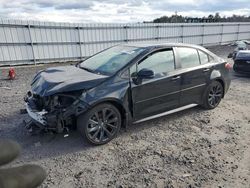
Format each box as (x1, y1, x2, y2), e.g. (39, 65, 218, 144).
(233, 65, 238, 73)
(77, 103, 121, 145)
(202, 81, 223, 110)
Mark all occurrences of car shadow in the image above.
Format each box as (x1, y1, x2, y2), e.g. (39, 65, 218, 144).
(233, 73, 250, 78)
(0, 111, 92, 163)
(1, 106, 205, 163)
(126, 106, 204, 133)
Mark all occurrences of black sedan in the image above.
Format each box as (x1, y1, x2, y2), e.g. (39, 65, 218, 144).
(233, 50, 250, 74)
(25, 43, 231, 145)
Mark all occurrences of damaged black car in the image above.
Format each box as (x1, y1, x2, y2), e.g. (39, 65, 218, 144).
(24, 43, 231, 145)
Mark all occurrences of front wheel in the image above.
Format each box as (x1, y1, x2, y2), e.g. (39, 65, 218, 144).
(202, 81, 223, 109)
(77, 103, 121, 145)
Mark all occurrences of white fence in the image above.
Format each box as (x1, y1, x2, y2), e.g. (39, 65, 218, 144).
(0, 19, 250, 66)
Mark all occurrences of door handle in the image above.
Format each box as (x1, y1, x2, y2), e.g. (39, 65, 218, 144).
(171, 75, 181, 81)
(203, 68, 210, 72)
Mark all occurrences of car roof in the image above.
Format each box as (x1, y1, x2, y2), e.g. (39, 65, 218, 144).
(236, 50, 250, 59)
(123, 42, 204, 49)
(237, 50, 250, 53)
(122, 42, 217, 58)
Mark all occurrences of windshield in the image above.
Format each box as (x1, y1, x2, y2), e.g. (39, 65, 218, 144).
(80, 46, 145, 75)
(236, 41, 247, 49)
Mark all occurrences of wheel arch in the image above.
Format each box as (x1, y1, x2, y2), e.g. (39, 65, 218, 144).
(202, 77, 225, 104)
(88, 98, 129, 128)
(210, 70, 225, 98)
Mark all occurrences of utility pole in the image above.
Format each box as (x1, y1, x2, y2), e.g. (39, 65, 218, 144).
(175, 11, 178, 23)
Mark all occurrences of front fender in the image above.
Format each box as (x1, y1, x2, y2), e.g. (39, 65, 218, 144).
(77, 79, 132, 128)
(78, 78, 131, 113)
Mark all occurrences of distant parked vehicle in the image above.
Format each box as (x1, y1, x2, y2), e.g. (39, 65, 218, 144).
(228, 41, 248, 59)
(24, 43, 231, 145)
(233, 50, 250, 74)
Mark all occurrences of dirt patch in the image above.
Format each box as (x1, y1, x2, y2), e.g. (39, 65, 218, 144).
(0, 45, 250, 187)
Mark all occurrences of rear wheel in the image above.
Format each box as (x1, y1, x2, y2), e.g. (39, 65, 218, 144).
(202, 81, 223, 109)
(77, 103, 121, 145)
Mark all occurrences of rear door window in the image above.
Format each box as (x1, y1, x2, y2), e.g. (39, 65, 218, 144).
(177, 47, 200, 68)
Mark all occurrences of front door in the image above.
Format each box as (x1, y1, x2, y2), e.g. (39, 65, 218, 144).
(130, 48, 181, 120)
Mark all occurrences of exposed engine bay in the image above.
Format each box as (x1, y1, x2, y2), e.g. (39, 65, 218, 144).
(24, 90, 85, 134)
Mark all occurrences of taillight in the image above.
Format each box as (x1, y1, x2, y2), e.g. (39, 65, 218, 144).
(225, 62, 232, 70)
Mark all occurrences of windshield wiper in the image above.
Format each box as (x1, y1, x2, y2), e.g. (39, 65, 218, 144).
(80, 66, 110, 76)
(80, 66, 96, 73)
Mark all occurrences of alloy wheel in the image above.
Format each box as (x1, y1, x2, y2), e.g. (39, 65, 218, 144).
(86, 108, 119, 143)
(208, 83, 223, 107)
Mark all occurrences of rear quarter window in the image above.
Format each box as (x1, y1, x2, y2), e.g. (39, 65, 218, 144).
(198, 50, 209, 64)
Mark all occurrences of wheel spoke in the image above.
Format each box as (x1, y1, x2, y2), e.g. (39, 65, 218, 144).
(214, 86, 218, 92)
(215, 90, 222, 94)
(211, 99, 214, 106)
(102, 108, 107, 121)
(91, 128, 100, 140)
(88, 126, 99, 133)
(212, 87, 215, 93)
(99, 129, 104, 141)
(215, 95, 221, 101)
(209, 100, 213, 105)
(214, 97, 219, 104)
(209, 97, 214, 105)
(95, 112, 101, 124)
(106, 111, 113, 119)
(216, 88, 221, 93)
(106, 123, 116, 128)
(103, 127, 112, 137)
(89, 119, 98, 125)
(108, 117, 118, 124)
(214, 94, 222, 97)
(209, 93, 213, 97)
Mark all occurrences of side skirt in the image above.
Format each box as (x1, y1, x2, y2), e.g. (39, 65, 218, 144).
(133, 104, 198, 124)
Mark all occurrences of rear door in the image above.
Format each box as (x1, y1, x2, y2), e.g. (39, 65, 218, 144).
(176, 47, 212, 105)
(130, 48, 182, 120)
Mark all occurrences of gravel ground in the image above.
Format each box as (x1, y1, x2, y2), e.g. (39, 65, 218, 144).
(0, 45, 250, 188)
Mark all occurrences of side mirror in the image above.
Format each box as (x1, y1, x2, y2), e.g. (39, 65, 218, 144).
(228, 53, 233, 58)
(137, 68, 154, 79)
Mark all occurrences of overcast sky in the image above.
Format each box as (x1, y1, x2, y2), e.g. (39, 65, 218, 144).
(0, 0, 250, 23)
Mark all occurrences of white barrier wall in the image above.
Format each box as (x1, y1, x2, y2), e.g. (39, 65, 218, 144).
(0, 19, 250, 65)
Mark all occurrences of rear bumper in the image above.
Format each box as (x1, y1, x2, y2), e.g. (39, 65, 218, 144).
(233, 67, 250, 74)
(233, 63, 250, 74)
(25, 102, 47, 126)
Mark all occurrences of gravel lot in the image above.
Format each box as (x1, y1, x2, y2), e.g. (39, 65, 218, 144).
(0, 45, 250, 188)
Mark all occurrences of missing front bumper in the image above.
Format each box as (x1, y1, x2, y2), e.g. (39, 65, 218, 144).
(24, 96, 89, 134)
(25, 103, 47, 125)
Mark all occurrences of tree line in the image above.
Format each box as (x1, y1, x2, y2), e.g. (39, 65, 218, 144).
(151, 13, 250, 23)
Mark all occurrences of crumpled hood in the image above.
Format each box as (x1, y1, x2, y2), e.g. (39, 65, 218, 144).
(31, 66, 108, 96)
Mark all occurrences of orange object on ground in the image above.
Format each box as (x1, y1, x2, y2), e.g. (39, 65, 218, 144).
(8, 67, 16, 79)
